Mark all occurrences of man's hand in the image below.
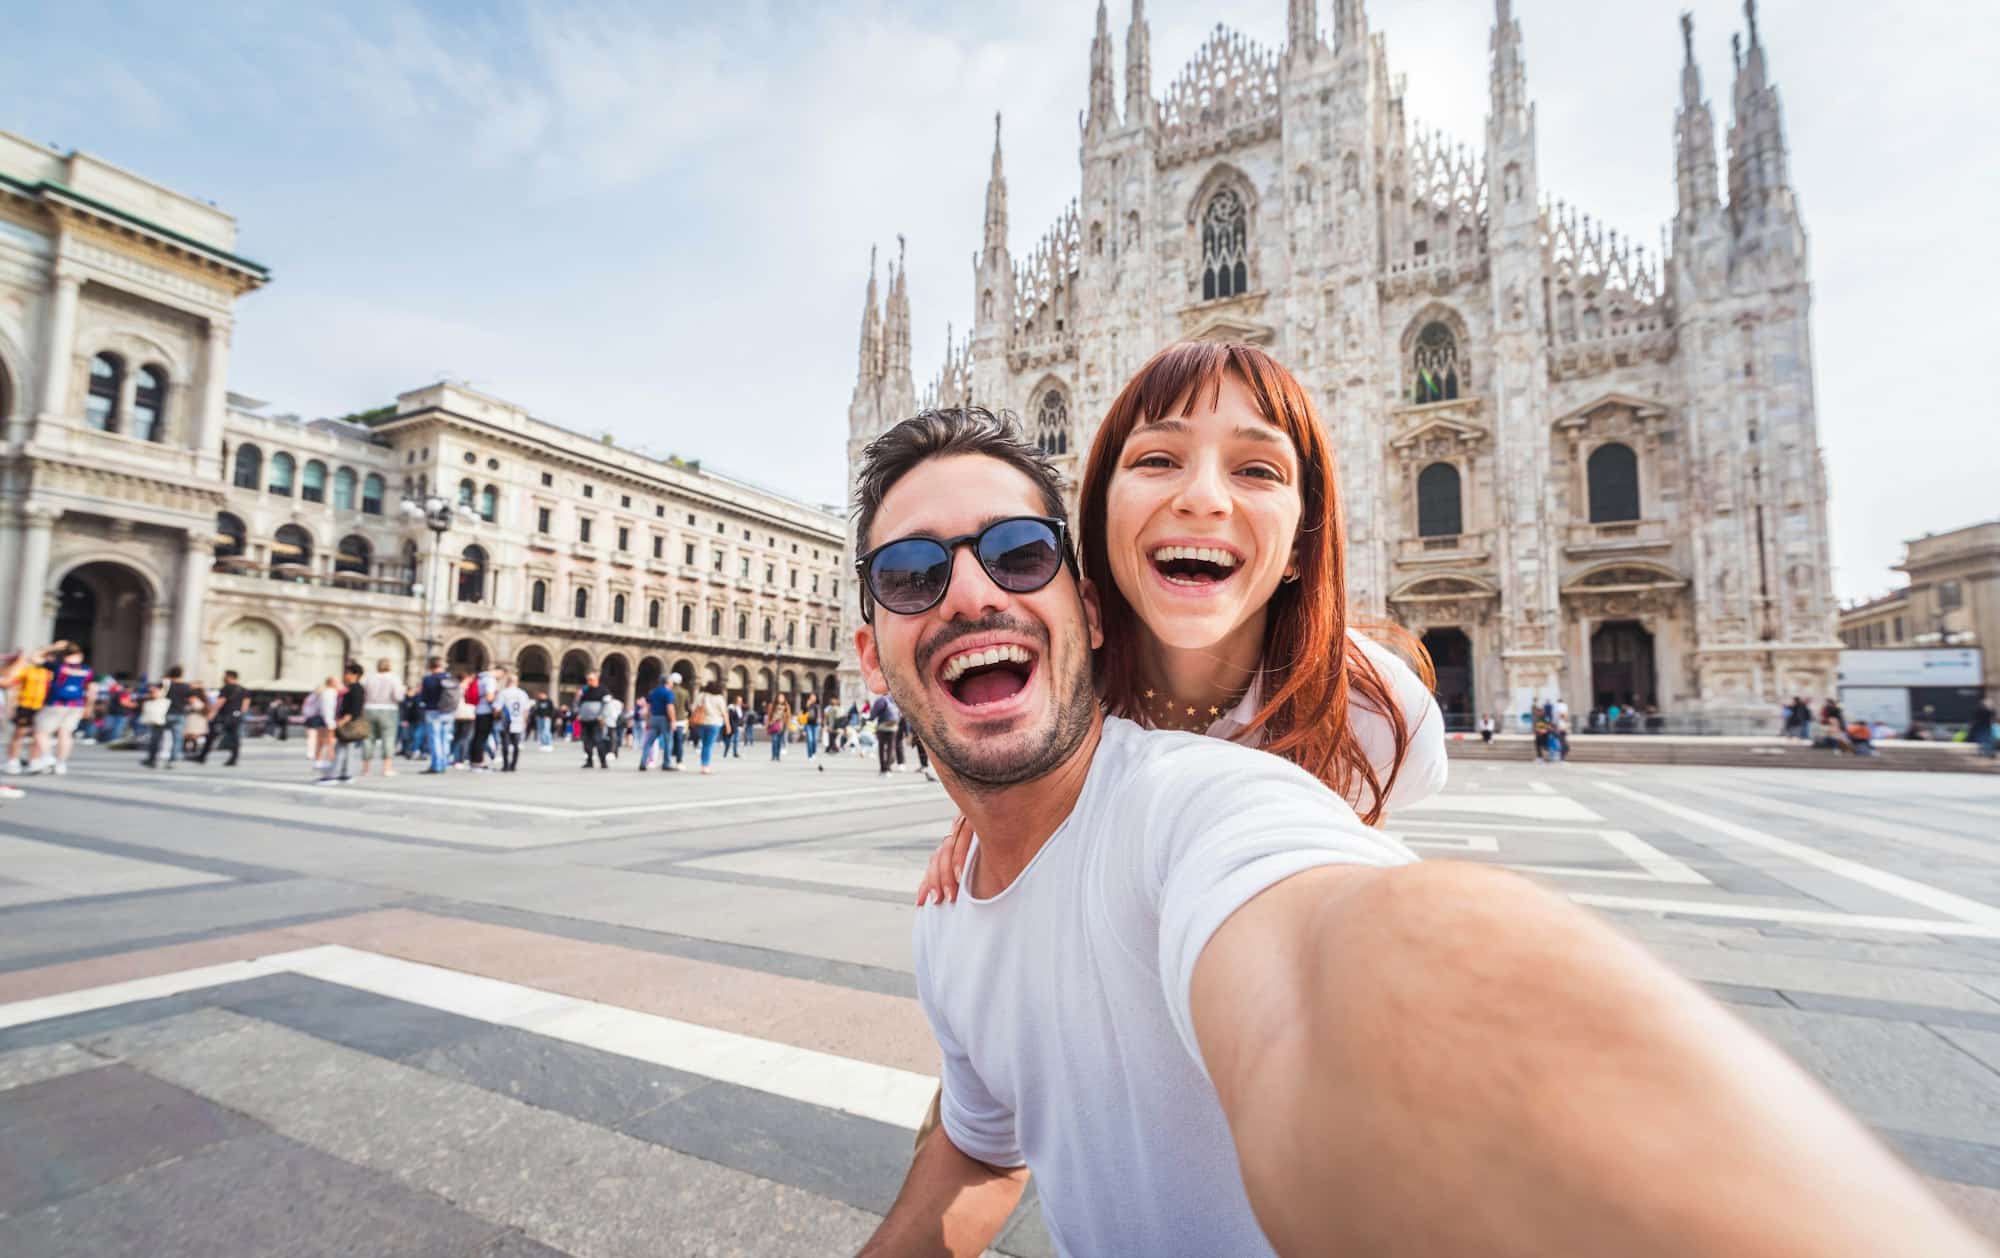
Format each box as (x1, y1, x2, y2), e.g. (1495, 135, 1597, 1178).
(857, 1125, 1026, 1258)
(1191, 861, 1991, 1258)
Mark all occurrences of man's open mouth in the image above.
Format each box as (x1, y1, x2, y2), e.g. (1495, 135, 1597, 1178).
(1149, 543, 1242, 588)
(936, 643, 1038, 709)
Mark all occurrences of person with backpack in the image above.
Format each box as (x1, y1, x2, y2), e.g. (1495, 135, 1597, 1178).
(29, 643, 96, 775)
(871, 691, 900, 776)
(419, 657, 456, 774)
(576, 672, 609, 768)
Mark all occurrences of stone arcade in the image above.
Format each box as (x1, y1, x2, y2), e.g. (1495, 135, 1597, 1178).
(844, 0, 1840, 730)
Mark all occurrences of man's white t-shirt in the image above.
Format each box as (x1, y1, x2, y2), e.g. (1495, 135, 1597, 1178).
(915, 716, 1417, 1257)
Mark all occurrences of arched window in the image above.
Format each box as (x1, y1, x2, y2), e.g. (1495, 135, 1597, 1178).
(132, 365, 166, 441)
(1587, 443, 1641, 523)
(268, 452, 296, 495)
(737, 612, 749, 639)
(683, 605, 695, 633)
(1200, 187, 1249, 301)
(85, 353, 123, 431)
(361, 474, 385, 515)
(531, 579, 548, 613)
(335, 534, 371, 575)
(1413, 323, 1460, 404)
(301, 459, 328, 504)
(709, 608, 722, 635)
(1035, 388, 1069, 456)
(648, 599, 662, 630)
(458, 545, 487, 603)
(786, 620, 797, 646)
(214, 511, 247, 559)
(333, 466, 358, 511)
(1416, 463, 1463, 537)
(809, 623, 818, 648)
(479, 484, 497, 522)
(763, 617, 774, 643)
(574, 587, 590, 619)
(271, 524, 312, 580)
(613, 592, 628, 624)
(458, 478, 476, 509)
(233, 443, 263, 489)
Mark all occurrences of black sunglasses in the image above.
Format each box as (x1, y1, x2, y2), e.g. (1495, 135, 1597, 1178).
(856, 515, 1076, 620)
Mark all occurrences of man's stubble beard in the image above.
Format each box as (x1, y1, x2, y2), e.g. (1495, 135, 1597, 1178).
(887, 623, 1099, 794)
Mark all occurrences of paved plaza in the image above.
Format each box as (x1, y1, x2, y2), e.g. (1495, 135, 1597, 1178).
(1, 736, 1998, 1254)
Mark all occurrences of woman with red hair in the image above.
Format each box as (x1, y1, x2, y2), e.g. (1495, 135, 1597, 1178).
(917, 340, 1444, 904)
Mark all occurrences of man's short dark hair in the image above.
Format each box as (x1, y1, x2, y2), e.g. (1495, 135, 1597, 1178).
(852, 407, 1067, 557)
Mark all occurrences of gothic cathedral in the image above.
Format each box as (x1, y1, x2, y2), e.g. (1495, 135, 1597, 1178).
(845, 0, 1838, 732)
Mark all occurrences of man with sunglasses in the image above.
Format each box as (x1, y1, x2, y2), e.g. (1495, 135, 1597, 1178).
(852, 409, 1981, 1258)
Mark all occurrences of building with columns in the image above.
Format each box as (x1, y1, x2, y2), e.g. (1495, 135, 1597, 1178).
(845, 0, 1841, 731)
(1, 129, 848, 709)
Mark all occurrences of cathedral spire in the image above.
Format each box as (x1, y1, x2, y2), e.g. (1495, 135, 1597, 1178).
(1288, 0, 1319, 63)
(856, 245, 882, 383)
(983, 113, 1008, 256)
(1085, 0, 1118, 137)
(1675, 12, 1720, 225)
(1125, 0, 1152, 128)
(1488, 0, 1529, 139)
(1726, 0, 1791, 221)
(1332, 0, 1366, 53)
(884, 235, 917, 417)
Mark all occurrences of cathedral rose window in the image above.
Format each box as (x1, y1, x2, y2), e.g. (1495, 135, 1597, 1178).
(1037, 388, 1070, 456)
(1200, 187, 1249, 301)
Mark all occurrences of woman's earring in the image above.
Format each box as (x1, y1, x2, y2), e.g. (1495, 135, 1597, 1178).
(1282, 568, 1299, 584)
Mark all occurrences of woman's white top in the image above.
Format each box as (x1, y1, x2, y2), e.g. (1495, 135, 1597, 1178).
(1203, 629, 1447, 816)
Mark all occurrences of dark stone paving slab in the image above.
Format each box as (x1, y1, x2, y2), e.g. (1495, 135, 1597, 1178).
(410, 1025, 704, 1129)
(622, 860, 910, 905)
(1776, 990, 2000, 1033)
(1885, 1130, 2000, 1191)
(620, 1077, 916, 1216)
(0, 1129, 515, 1257)
(0, 821, 293, 885)
(209, 972, 494, 1062)
(411, 895, 919, 998)
(0, 1063, 255, 1215)
(1701, 980, 1790, 1007)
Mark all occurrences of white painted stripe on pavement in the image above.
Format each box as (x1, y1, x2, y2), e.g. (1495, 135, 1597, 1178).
(1395, 794, 1605, 823)
(1594, 781, 2000, 926)
(1568, 894, 2000, 938)
(0, 944, 937, 1130)
(0, 955, 295, 1029)
(1595, 828, 1710, 886)
(1400, 834, 1500, 852)
(678, 849, 921, 895)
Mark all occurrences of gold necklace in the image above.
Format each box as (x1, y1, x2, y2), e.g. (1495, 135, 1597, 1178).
(1140, 686, 1241, 734)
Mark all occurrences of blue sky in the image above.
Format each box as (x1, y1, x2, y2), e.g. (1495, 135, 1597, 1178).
(7, 0, 1995, 599)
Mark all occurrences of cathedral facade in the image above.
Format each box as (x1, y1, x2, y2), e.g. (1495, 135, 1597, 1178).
(845, 0, 1839, 732)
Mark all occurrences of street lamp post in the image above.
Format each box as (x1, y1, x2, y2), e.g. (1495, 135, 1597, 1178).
(401, 494, 478, 665)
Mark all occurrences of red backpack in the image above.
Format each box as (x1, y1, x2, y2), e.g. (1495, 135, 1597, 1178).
(464, 674, 481, 706)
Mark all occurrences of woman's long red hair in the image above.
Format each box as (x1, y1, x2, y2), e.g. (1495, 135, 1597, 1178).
(1077, 341, 1431, 825)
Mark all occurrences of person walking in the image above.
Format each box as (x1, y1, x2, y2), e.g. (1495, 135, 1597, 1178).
(450, 670, 477, 768)
(725, 694, 745, 758)
(598, 691, 623, 766)
(692, 679, 727, 774)
(198, 670, 247, 766)
(265, 695, 291, 742)
(28, 643, 96, 775)
(495, 671, 530, 772)
(803, 694, 822, 761)
(321, 662, 366, 784)
(358, 657, 405, 778)
(305, 674, 341, 780)
(533, 692, 555, 750)
(766, 694, 791, 761)
(871, 691, 901, 776)
(576, 672, 608, 768)
(2, 645, 54, 774)
(642, 675, 675, 771)
(417, 658, 453, 774)
(181, 689, 209, 760)
(137, 683, 169, 774)
(666, 672, 691, 769)
(143, 665, 191, 769)
(1970, 694, 1997, 760)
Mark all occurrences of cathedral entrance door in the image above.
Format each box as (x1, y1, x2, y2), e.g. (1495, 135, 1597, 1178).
(1590, 621, 1657, 711)
(1420, 627, 1474, 732)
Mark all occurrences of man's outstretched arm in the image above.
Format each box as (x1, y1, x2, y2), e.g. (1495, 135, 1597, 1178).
(1191, 860, 1991, 1258)
(857, 1127, 1026, 1258)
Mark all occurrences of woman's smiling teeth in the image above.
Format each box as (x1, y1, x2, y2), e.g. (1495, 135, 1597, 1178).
(1149, 545, 1240, 586)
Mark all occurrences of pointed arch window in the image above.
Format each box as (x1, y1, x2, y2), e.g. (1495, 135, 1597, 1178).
(233, 443, 263, 489)
(458, 545, 488, 603)
(132, 365, 166, 441)
(1587, 443, 1641, 523)
(85, 353, 123, 431)
(1035, 388, 1069, 456)
(1412, 322, 1460, 404)
(1416, 462, 1463, 537)
(1200, 187, 1249, 301)
(332, 466, 358, 511)
(268, 452, 297, 496)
